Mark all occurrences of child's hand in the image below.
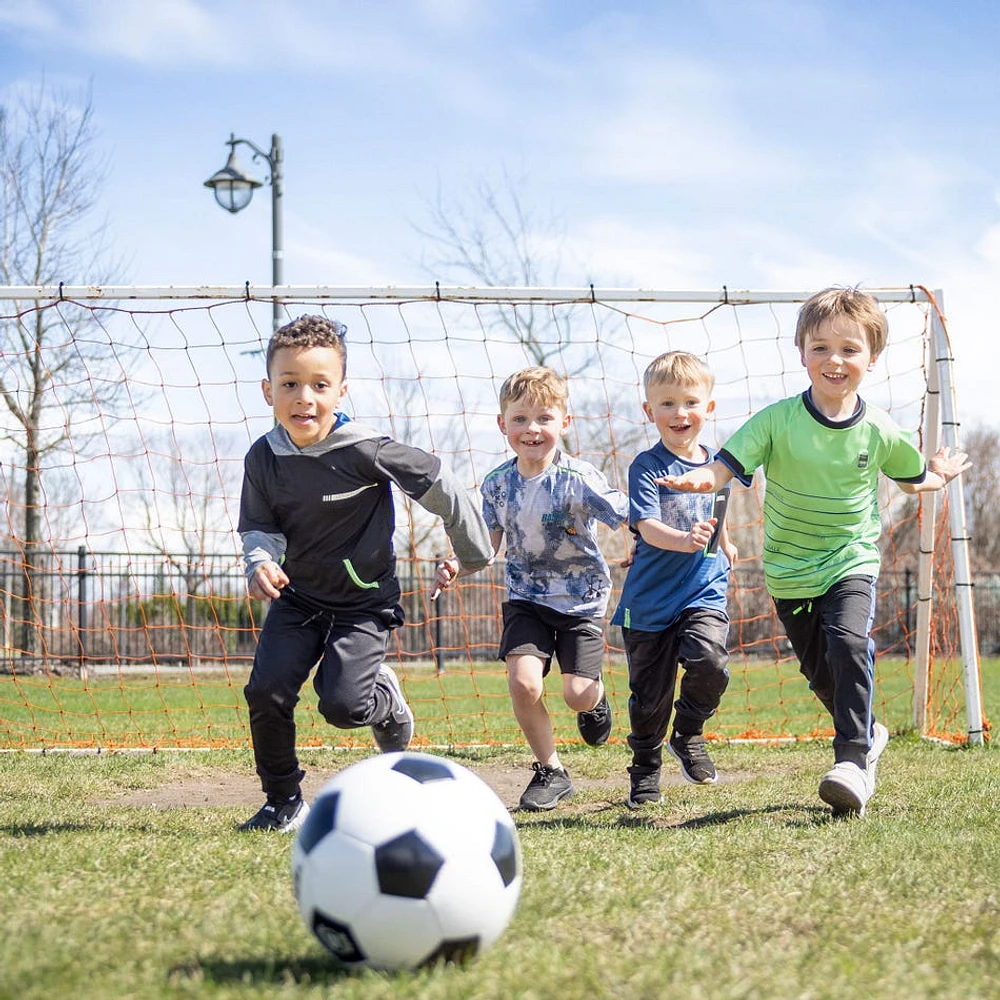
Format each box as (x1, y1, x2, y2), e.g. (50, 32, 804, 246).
(722, 537, 739, 567)
(685, 518, 718, 552)
(249, 561, 289, 601)
(619, 541, 638, 568)
(928, 445, 972, 484)
(655, 471, 716, 493)
(432, 557, 461, 600)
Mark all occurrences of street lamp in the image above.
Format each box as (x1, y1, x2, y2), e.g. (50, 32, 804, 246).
(204, 132, 284, 331)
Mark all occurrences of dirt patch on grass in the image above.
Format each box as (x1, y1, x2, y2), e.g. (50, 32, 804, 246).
(111, 757, 760, 813)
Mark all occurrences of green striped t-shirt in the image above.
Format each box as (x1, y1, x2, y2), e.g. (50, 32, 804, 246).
(719, 391, 926, 599)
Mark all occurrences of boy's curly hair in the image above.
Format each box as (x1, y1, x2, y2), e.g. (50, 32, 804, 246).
(266, 315, 348, 376)
(795, 287, 888, 357)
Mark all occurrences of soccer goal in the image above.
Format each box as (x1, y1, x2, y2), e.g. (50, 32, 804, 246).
(0, 283, 984, 750)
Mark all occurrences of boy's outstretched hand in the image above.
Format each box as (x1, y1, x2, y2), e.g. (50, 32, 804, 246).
(655, 469, 717, 493)
(928, 445, 972, 484)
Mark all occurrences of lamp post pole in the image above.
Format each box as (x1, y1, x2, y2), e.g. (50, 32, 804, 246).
(204, 133, 284, 332)
(267, 134, 284, 333)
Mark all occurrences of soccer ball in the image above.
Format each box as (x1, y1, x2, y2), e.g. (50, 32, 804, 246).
(291, 751, 522, 971)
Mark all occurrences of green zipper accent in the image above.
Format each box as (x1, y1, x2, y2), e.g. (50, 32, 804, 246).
(624, 608, 631, 628)
(344, 559, 379, 590)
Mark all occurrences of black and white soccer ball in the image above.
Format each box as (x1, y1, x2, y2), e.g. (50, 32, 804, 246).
(291, 751, 522, 971)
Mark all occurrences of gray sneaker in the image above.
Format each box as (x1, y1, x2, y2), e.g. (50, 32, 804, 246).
(518, 763, 575, 811)
(371, 664, 414, 752)
(668, 732, 718, 784)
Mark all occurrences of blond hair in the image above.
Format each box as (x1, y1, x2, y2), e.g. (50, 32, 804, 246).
(795, 287, 888, 357)
(266, 315, 348, 377)
(498, 366, 568, 413)
(643, 351, 715, 394)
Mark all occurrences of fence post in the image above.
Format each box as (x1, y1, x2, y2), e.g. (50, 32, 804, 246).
(904, 566, 913, 657)
(435, 590, 445, 675)
(77, 545, 88, 677)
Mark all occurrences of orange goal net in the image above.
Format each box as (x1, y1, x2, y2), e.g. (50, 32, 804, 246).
(0, 285, 985, 750)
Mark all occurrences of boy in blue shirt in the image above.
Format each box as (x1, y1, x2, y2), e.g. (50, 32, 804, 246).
(613, 352, 737, 808)
(437, 366, 629, 810)
(661, 288, 970, 816)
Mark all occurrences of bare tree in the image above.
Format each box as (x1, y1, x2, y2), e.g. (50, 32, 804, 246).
(414, 166, 586, 371)
(134, 430, 242, 586)
(0, 78, 127, 657)
(961, 424, 1000, 569)
(414, 168, 646, 567)
(881, 423, 999, 570)
(381, 374, 474, 569)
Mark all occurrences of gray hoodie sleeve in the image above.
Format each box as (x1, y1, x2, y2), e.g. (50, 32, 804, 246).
(241, 530, 287, 584)
(415, 465, 494, 574)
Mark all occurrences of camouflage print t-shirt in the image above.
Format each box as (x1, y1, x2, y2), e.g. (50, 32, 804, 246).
(481, 452, 628, 617)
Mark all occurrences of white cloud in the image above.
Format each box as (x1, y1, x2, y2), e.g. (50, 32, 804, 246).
(0, 0, 58, 32)
(565, 217, 716, 288)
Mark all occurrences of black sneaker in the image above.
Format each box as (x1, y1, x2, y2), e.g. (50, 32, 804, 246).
(668, 732, 718, 785)
(518, 762, 575, 811)
(577, 693, 613, 746)
(371, 664, 414, 752)
(626, 768, 662, 809)
(239, 794, 310, 833)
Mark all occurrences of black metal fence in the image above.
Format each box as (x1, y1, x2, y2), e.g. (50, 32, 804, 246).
(1, 548, 998, 672)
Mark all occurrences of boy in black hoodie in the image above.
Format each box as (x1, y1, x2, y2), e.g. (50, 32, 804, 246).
(238, 315, 493, 831)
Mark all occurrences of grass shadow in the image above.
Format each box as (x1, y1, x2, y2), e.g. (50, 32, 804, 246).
(516, 800, 833, 833)
(171, 954, 354, 987)
(0, 820, 94, 837)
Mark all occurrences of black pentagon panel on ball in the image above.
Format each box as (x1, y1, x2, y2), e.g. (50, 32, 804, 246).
(312, 912, 366, 964)
(420, 936, 481, 967)
(375, 830, 445, 898)
(490, 820, 519, 887)
(296, 791, 340, 855)
(391, 754, 456, 784)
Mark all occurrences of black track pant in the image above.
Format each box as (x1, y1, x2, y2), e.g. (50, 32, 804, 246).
(623, 608, 730, 770)
(243, 592, 398, 798)
(774, 575, 877, 769)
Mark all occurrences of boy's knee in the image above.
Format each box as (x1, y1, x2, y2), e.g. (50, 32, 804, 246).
(829, 628, 870, 661)
(244, 680, 297, 714)
(508, 674, 544, 704)
(317, 697, 369, 730)
(562, 675, 601, 712)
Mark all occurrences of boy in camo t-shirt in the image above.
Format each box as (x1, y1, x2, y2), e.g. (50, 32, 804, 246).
(436, 367, 628, 811)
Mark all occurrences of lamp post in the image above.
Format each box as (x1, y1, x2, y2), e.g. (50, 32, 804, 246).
(204, 132, 284, 332)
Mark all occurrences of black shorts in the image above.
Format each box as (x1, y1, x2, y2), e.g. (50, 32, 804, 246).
(498, 600, 606, 680)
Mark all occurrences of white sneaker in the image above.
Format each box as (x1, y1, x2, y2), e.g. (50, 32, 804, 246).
(819, 761, 870, 817)
(866, 721, 889, 796)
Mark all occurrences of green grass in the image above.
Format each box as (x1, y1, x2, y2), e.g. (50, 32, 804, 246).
(1, 739, 999, 1000)
(2, 656, 996, 750)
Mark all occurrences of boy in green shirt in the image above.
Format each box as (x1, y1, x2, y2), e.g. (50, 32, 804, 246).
(661, 287, 970, 816)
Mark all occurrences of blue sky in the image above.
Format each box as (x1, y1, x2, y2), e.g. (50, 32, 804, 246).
(1, 0, 999, 425)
